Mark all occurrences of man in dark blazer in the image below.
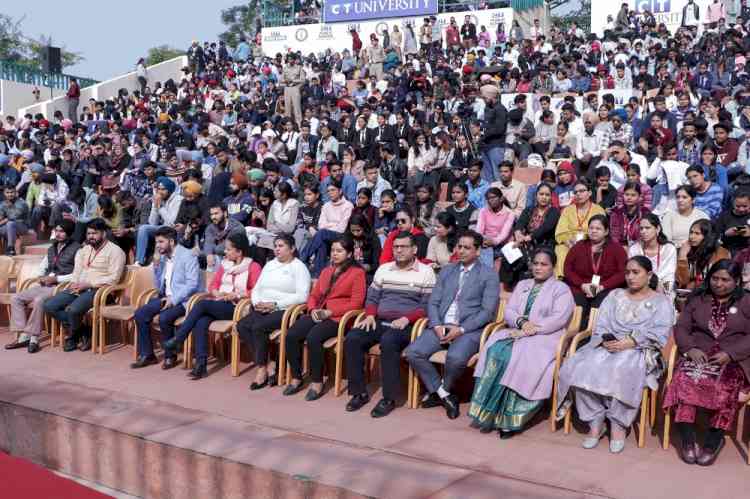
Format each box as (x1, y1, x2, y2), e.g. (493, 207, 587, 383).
(405, 230, 501, 419)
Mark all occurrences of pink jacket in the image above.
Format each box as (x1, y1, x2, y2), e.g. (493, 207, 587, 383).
(318, 198, 354, 233)
(707, 2, 726, 23)
(476, 206, 514, 246)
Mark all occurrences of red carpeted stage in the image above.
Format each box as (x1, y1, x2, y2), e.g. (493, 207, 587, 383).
(0, 333, 748, 499)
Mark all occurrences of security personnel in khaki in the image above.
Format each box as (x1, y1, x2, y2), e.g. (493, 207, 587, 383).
(282, 54, 305, 126)
(366, 34, 385, 81)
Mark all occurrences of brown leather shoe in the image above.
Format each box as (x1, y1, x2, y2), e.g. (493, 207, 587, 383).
(680, 441, 699, 465)
(696, 438, 725, 466)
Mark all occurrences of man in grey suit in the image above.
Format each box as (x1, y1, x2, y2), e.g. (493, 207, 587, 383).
(405, 230, 500, 419)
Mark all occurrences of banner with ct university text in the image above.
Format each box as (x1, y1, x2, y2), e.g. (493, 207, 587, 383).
(261, 8, 513, 57)
(323, 0, 438, 23)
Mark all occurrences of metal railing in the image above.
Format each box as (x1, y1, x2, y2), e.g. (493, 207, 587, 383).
(0, 60, 98, 90)
(261, 0, 528, 28)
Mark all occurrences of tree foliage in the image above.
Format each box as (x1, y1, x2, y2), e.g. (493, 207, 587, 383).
(0, 14, 84, 70)
(146, 45, 185, 66)
(218, 1, 286, 46)
(551, 0, 592, 33)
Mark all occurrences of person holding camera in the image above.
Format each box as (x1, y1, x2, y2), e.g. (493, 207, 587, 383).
(715, 190, 750, 256)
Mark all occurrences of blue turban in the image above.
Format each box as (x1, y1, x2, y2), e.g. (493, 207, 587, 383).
(157, 176, 176, 195)
(609, 108, 628, 121)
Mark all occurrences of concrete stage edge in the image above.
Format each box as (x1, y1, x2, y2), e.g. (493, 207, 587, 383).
(0, 341, 748, 499)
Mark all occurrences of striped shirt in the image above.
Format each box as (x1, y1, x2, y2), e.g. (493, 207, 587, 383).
(694, 182, 725, 220)
(365, 260, 436, 322)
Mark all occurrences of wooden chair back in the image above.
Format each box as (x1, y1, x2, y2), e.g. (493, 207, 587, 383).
(126, 264, 154, 306)
(0, 256, 15, 292)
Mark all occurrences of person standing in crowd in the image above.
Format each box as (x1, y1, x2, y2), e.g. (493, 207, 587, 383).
(365, 34, 385, 81)
(406, 230, 500, 420)
(66, 78, 80, 124)
(5, 220, 79, 353)
(344, 231, 435, 417)
(283, 54, 305, 126)
(479, 84, 507, 183)
(131, 226, 202, 370)
(43, 218, 126, 352)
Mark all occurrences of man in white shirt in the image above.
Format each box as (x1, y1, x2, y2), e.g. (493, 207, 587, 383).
(357, 163, 392, 208)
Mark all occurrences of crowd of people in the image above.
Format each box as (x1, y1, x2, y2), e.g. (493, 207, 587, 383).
(1, 0, 750, 465)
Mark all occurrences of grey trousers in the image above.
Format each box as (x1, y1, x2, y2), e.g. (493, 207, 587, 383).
(68, 98, 79, 123)
(10, 285, 54, 337)
(572, 387, 639, 430)
(405, 328, 480, 394)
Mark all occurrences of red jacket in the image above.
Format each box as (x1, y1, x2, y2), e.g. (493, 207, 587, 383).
(379, 226, 429, 265)
(307, 265, 367, 321)
(564, 239, 627, 295)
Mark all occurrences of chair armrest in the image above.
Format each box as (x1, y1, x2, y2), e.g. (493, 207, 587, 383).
(136, 288, 158, 309)
(665, 344, 678, 386)
(98, 282, 129, 308)
(410, 318, 428, 342)
(479, 321, 507, 350)
(290, 304, 308, 326)
(18, 277, 42, 292)
(334, 308, 364, 344)
(185, 292, 211, 312)
(53, 282, 72, 294)
(232, 298, 253, 323)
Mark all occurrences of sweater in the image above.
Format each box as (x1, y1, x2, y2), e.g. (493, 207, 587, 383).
(476, 206, 514, 246)
(660, 208, 709, 249)
(318, 198, 354, 233)
(564, 240, 627, 295)
(307, 265, 367, 321)
(251, 257, 311, 310)
(364, 260, 435, 323)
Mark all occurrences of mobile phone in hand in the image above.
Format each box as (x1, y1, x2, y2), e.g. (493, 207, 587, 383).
(602, 333, 617, 342)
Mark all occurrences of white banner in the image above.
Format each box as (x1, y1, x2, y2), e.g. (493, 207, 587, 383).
(261, 8, 513, 57)
(591, 0, 713, 37)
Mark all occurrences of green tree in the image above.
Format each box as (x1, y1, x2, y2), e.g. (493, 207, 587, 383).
(218, 1, 287, 46)
(146, 45, 185, 66)
(0, 14, 84, 70)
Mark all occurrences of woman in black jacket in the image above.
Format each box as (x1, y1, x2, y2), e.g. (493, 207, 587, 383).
(500, 183, 560, 289)
(346, 214, 382, 282)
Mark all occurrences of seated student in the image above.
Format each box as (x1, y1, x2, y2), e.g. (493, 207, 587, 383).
(564, 214, 627, 329)
(0, 186, 30, 255)
(524, 169, 558, 209)
(675, 220, 731, 290)
(135, 177, 183, 265)
(294, 184, 322, 253)
(615, 164, 652, 210)
(686, 165, 724, 220)
(44, 218, 126, 352)
(469, 248, 574, 438)
(558, 256, 674, 454)
(351, 187, 376, 227)
(592, 166, 617, 212)
(609, 181, 650, 247)
(664, 260, 750, 465)
(131, 226, 202, 369)
(236, 235, 311, 390)
(414, 184, 439, 237)
(299, 180, 353, 277)
(476, 188, 514, 269)
(406, 230, 501, 420)
(379, 206, 429, 264)
(445, 182, 478, 231)
(344, 231, 436, 417)
(224, 171, 254, 225)
(660, 185, 710, 250)
(715, 190, 750, 256)
(5, 220, 79, 353)
(628, 213, 677, 295)
(164, 232, 261, 379)
(357, 163, 392, 208)
(202, 204, 246, 270)
(554, 179, 605, 276)
(283, 236, 367, 400)
(426, 212, 459, 270)
(246, 181, 300, 250)
(346, 214, 382, 279)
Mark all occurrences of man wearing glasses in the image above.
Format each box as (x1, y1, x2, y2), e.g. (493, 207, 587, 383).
(344, 232, 436, 418)
(406, 230, 500, 419)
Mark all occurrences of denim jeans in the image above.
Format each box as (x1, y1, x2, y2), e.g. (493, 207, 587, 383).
(481, 146, 504, 183)
(299, 228, 340, 277)
(0, 220, 28, 250)
(135, 224, 161, 264)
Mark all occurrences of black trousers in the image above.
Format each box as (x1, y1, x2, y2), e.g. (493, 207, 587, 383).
(236, 309, 286, 365)
(284, 315, 338, 382)
(574, 289, 612, 331)
(344, 322, 411, 401)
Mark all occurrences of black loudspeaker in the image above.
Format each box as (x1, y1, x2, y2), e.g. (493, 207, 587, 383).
(42, 46, 62, 74)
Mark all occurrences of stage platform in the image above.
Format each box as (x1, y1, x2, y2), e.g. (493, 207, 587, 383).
(0, 331, 747, 499)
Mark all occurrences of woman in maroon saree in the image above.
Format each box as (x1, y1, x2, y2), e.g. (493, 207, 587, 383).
(663, 260, 750, 466)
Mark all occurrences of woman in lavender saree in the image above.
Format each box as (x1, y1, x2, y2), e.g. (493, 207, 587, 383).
(469, 248, 575, 439)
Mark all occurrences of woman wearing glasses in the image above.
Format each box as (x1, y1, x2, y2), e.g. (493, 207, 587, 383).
(554, 179, 605, 276)
(378, 206, 429, 264)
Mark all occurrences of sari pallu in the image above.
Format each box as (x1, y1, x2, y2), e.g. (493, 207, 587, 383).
(469, 284, 544, 431)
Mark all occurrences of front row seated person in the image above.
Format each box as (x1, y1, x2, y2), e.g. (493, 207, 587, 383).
(43, 218, 126, 352)
(236, 235, 311, 390)
(131, 226, 202, 370)
(663, 260, 750, 466)
(283, 235, 367, 400)
(405, 230, 501, 420)
(344, 231, 436, 417)
(557, 256, 674, 454)
(163, 232, 261, 380)
(469, 248, 574, 439)
(5, 220, 79, 353)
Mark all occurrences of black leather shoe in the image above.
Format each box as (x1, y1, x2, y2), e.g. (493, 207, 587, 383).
(78, 337, 92, 352)
(370, 398, 396, 418)
(443, 394, 460, 420)
(5, 339, 29, 350)
(420, 392, 443, 408)
(27, 341, 40, 354)
(346, 393, 370, 412)
(188, 362, 208, 380)
(162, 337, 182, 352)
(250, 373, 274, 391)
(697, 438, 725, 466)
(130, 355, 158, 369)
(63, 338, 78, 352)
(283, 382, 306, 396)
(305, 388, 323, 401)
(499, 430, 517, 440)
(161, 357, 177, 370)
